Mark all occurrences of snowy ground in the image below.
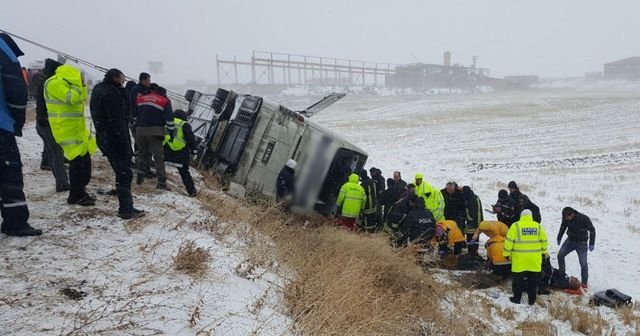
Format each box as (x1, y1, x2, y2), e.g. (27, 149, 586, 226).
(0, 120, 291, 335)
(276, 84, 640, 334)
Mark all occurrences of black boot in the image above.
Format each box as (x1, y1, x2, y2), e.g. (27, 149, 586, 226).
(156, 179, 170, 190)
(67, 193, 96, 206)
(2, 223, 43, 237)
(118, 208, 145, 220)
(509, 297, 521, 304)
(136, 174, 144, 185)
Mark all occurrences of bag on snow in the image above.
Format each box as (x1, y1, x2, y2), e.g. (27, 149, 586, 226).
(590, 289, 633, 308)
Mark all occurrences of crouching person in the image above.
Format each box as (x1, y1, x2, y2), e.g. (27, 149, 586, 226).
(163, 110, 197, 197)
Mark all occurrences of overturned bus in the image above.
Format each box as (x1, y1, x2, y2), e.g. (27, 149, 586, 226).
(183, 88, 368, 216)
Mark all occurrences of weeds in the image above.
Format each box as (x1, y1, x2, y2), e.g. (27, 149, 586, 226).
(173, 240, 210, 278)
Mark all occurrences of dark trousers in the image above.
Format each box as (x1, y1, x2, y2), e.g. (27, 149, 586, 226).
(491, 263, 511, 278)
(558, 239, 589, 284)
(106, 154, 134, 213)
(512, 271, 541, 304)
(0, 131, 29, 230)
(136, 130, 166, 182)
(69, 154, 92, 199)
(36, 123, 69, 190)
(362, 212, 379, 233)
(165, 148, 196, 194)
(466, 233, 479, 255)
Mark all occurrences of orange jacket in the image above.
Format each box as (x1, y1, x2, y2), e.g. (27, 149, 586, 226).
(486, 236, 511, 265)
(435, 220, 466, 246)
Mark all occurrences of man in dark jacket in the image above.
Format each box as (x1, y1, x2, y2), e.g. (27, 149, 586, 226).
(442, 181, 466, 230)
(276, 159, 296, 202)
(370, 167, 385, 223)
(134, 84, 175, 189)
(0, 33, 42, 236)
(34, 58, 69, 192)
(129, 72, 151, 118)
(381, 178, 404, 220)
(359, 169, 379, 232)
(164, 109, 198, 197)
(397, 194, 436, 247)
(557, 207, 595, 287)
(90, 69, 144, 219)
(519, 194, 541, 223)
(493, 189, 517, 227)
(508, 181, 523, 215)
(393, 171, 408, 190)
(463, 186, 483, 255)
(383, 195, 410, 242)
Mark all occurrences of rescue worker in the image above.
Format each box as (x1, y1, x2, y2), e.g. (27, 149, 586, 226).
(397, 194, 436, 247)
(557, 207, 595, 287)
(493, 189, 517, 227)
(508, 181, 523, 215)
(90, 68, 145, 219)
(463, 186, 483, 255)
(414, 173, 444, 221)
(503, 209, 548, 305)
(34, 58, 69, 192)
(393, 171, 408, 190)
(44, 63, 97, 206)
(134, 84, 175, 189)
(163, 109, 198, 197)
(336, 173, 366, 231)
(370, 167, 385, 223)
(0, 33, 42, 236)
(519, 194, 541, 223)
(471, 221, 512, 278)
(383, 194, 410, 241)
(434, 220, 466, 255)
(441, 181, 466, 230)
(276, 159, 296, 203)
(359, 169, 379, 232)
(381, 178, 404, 220)
(470, 220, 509, 242)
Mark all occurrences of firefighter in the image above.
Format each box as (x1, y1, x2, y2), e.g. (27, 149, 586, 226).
(463, 186, 483, 255)
(486, 234, 511, 278)
(503, 209, 548, 305)
(493, 189, 517, 227)
(359, 169, 379, 232)
(434, 220, 466, 255)
(134, 84, 175, 189)
(0, 33, 42, 236)
(164, 110, 198, 197)
(90, 68, 145, 219)
(414, 173, 444, 221)
(336, 173, 366, 231)
(44, 64, 97, 206)
(470, 220, 509, 242)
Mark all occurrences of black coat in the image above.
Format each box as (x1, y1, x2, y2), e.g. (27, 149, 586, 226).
(372, 175, 386, 195)
(442, 188, 466, 223)
(90, 78, 132, 158)
(520, 195, 542, 223)
(557, 211, 596, 245)
(494, 196, 517, 226)
(463, 188, 483, 231)
(276, 166, 295, 200)
(382, 184, 404, 216)
(399, 202, 436, 246)
(360, 177, 378, 213)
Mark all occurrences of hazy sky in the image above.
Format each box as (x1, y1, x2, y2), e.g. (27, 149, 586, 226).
(2, 0, 639, 83)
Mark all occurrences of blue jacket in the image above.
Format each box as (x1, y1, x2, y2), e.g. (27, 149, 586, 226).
(0, 36, 28, 134)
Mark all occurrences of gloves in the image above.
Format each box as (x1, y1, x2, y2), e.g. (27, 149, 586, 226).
(468, 239, 478, 245)
(438, 250, 446, 257)
(589, 245, 595, 252)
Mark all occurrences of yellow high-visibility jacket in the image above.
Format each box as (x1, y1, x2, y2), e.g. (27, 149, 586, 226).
(503, 214, 548, 272)
(414, 173, 444, 221)
(44, 64, 96, 160)
(336, 174, 366, 218)
(163, 118, 186, 151)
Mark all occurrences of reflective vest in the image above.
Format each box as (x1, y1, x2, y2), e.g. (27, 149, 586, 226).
(44, 64, 96, 160)
(163, 118, 186, 151)
(487, 236, 511, 265)
(503, 214, 548, 273)
(336, 174, 366, 218)
(414, 180, 444, 221)
(361, 179, 377, 215)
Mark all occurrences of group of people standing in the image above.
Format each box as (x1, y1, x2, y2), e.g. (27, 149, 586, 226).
(0, 33, 198, 237)
(333, 166, 597, 306)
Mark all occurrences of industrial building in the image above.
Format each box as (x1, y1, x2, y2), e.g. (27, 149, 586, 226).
(604, 57, 640, 80)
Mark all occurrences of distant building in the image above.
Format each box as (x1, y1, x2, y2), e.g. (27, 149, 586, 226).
(604, 57, 640, 80)
(504, 76, 539, 89)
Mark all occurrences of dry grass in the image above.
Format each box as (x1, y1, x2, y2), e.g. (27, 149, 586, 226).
(619, 303, 640, 331)
(172, 240, 210, 278)
(197, 176, 486, 335)
(549, 301, 609, 335)
(517, 320, 557, 336)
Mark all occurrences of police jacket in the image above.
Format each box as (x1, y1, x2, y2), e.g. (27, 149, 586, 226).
(503, 214, 548, 273)
(400, 201, 436, 245)
(0, 36, 27, 134)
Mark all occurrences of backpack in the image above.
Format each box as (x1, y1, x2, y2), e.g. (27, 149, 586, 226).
(590, 289, 633, 308)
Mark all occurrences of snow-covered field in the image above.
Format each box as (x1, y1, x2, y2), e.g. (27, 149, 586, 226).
(277, 85, 640, 334)
(0, 122, 291, 335)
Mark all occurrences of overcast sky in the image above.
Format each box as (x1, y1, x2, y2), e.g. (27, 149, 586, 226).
(2, 0, 638, 83)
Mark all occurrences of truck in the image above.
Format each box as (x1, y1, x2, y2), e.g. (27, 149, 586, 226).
(184, 88, 368, 216)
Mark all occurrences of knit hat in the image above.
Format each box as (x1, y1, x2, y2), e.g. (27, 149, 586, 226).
(498, 189, 508, 198)
(286, 159, 297, 169)
(508, 181, 518, 189)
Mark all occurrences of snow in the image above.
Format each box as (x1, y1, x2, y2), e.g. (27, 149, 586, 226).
(0, 120, 292, 335)
(304, 88, 640, 333)
(279, 85, 493, 97)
